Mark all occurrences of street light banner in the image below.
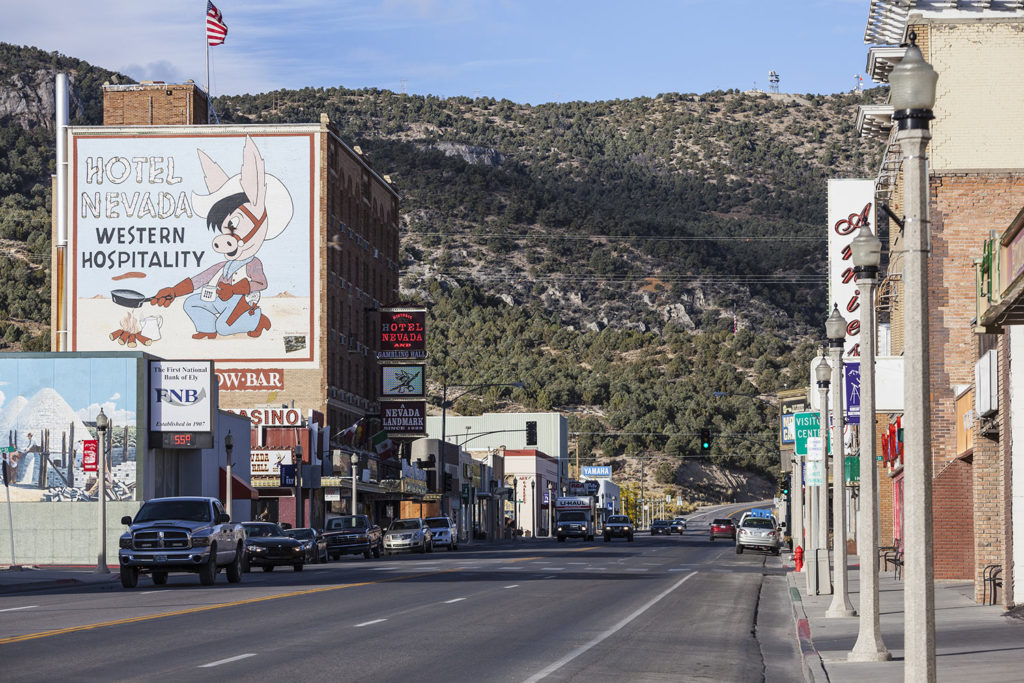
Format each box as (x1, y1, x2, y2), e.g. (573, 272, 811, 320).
(844, 362, 861, 424)
(82, 440, 98, 473)
(827, 179, 876, 358)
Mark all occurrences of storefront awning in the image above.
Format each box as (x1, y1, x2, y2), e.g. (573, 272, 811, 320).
(219, 467, 258, 500)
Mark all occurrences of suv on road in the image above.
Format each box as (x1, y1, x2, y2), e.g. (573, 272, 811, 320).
(118, 497, 244, 588)
(670, 517, 688, 534)
(602, 515, 635, 542)
(424, 516, 458, 551)
(709, 518, 736, 541)
(650, 519, 672, 535)
(735, 517, 781, 555)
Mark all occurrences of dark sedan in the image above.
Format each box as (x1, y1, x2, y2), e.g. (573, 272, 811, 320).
(241, 522, 305, 572)
(283, 527, 328, 564)
(709, 518, 737, 541)
(650, 519, 672, 535)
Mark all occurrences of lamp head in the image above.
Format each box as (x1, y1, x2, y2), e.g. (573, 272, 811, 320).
(95, 408, 108, 432)
(224, 430, 233, 451)
(850, 224, 882, 276)
(825, 304, 847, 346)
(815, 357, 832, 386)
(350, 452, 359, 465)
(890, 31, 937, 128)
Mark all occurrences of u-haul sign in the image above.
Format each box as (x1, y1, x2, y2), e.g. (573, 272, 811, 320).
(554, 496, 592, 510)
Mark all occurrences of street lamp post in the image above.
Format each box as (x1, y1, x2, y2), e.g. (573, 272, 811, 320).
(826, 305, 856, 617)
(440, 380, 523, 518)
(849, 224, 892, 660)
(891, 31, 938, 682)
(547, 481, 553, 537)
(808, 353, 830, 595)
(94, 408, 109, 574)
(792, 451, 804, 570)
(531, 479, 536, 538)
(351, 453, 359, 516)
(224, 431, 234, 520)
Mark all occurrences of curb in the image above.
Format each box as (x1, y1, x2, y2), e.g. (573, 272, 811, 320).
(0, 577, 83, 595)
(786, 571, 829, 683)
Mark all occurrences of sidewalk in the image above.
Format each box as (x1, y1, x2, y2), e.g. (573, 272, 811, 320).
(785, 553, 1024, 682)
(0, 565, 121, 594)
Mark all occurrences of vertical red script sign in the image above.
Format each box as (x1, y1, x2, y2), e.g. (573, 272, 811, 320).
(83, 439, 98, 473)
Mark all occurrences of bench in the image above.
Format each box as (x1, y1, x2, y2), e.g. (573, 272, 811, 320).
(983, 564, 1002, 605)
(880, 538, 903, 581)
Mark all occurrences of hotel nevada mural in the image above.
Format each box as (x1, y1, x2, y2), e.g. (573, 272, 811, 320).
(66, 128, 319, 368)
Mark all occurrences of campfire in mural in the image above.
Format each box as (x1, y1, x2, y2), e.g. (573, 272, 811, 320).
(109, 312, 152, 347)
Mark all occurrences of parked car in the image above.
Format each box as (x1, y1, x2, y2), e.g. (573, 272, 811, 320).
(709, 518, 737, 541)
(283, 527, 328, 564)
(670, 517, 688, 534)
(383, 518, 433, 554)
(322, 515, 383, 560)
(118, 496, 244, 588)
(241, 522, 306, 572)
(735, 517, 782, 555)
(650, 519, 672, 535)
(424, 516, 458, 551)
(602, 515, 635, 542)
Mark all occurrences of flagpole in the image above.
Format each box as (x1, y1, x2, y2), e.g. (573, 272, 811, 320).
(206, 33, 212, 123)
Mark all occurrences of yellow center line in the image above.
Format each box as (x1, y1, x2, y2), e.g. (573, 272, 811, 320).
(569, 546, 596, 553)
(0, 568, 462, 646)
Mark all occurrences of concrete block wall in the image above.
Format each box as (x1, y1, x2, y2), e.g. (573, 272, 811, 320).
(931, 458, 974, 580)
(0, 501, 140, 566)
(928, 21, 1024, 173)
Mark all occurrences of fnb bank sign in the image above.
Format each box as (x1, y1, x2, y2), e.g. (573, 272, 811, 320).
(149, 360, 213, 432)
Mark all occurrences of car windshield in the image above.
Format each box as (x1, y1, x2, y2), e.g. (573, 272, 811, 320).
(558, 512, 587, 522)
(713, 519, 734, 526)
(653, 520, 668, 526)
(243, 523, 285, 537)
(134, 500, 211, 523)
(424, 518, 450, 529)
(284, 528, 314, 540)
(607, 516, 630, 524)
(389, 519, 421, 531)
(743, 519, 775, 529)
(326, 516, 366, 530)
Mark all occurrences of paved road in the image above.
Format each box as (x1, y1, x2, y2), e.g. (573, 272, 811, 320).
(0, 507, 801, 682)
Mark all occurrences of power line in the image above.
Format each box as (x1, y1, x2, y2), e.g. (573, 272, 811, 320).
(406, 231, 824, 242)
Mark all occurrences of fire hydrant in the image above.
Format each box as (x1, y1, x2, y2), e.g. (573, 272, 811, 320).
(793, 545, 804, 572)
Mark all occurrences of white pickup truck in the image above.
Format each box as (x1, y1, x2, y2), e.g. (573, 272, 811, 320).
(118, 496, 245, 588)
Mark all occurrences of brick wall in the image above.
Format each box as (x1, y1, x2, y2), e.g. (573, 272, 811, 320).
(927, 173, 1024, 475)
(932, 457, 974, 580)
(102, 83, 209, 125)
(877, 418, 895, 548)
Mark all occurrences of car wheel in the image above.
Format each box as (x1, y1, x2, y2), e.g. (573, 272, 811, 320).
(198, 549, 217, 586)
(330, 553, 339, 561)
(736, 544, 744, 555)
(604, 535, 610, 543)
(419, 540, 427, 554)
(427, 540, 434, 553)
(709, 536, 715, 542)
(119, 566, 139, 588)
(263, 564, 275, 572)
(373, 543, 382, 558)
(293, 563, 304, 572)
(449, 542, 456, 551)
(226, 545, 243, 584)
(151, 571, 168, 586)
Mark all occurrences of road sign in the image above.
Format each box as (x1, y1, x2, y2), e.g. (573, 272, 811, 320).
(583, 480, 599, 495)
(0, 446, 14, 453)
(280, 464, 296, 487)
(806, 461, 825, 487)
(806, 436, 823, 462)
(794, 412, 819, 455)
(82, 440, 98, 473)
(581, 465, 611, 479)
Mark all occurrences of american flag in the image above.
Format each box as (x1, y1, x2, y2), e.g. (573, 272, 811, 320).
(206, 1, 228, 46)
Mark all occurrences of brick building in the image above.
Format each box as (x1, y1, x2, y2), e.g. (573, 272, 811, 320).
(52, 81, 405, 524)
(858, 2, 1024, 603)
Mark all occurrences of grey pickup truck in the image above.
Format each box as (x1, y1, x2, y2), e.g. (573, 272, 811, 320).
(118, 496, 245, 588)
(322, 514, 383, 560)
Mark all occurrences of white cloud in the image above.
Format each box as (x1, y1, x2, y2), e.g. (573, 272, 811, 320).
(77, 401, 135, 426)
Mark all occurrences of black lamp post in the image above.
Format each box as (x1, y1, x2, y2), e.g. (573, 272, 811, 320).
(94, 408, 109, 574)
(224, 430, 234, 518)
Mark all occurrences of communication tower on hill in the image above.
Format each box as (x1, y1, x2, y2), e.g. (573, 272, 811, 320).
(854, 74, 863, 92)
(768, 70, 780, 94)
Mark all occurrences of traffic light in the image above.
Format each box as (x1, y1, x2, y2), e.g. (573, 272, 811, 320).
(525, 420, 538, 446)
(699, 428, 712, 452)
(781, 473, 791, 498)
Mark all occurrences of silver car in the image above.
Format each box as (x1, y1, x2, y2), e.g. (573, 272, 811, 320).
(735, 517, 781, 555)
(424, 516, 458, 551)
(383, 518, 433, 555)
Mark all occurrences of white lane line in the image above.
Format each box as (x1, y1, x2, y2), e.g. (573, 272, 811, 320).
(138, 591, 159, 595)
(625, 568, 649, 572)
(504, 585, 519, 589)
(369, 567, 398, 571)
(0, 605, 37, 613)
(523, 572, 698, 683)
(542, 575, 555, 579)
(444, 598, 466, 604)
(354, 618, 387, 627)
(566, 562, 587, 565)
(198, 653, 256, 668)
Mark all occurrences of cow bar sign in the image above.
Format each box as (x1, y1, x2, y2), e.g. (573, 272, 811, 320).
(377, 309, 426, 360)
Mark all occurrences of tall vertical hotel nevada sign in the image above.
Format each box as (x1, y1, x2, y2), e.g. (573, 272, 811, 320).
(827, 179, 875, 424)
(378, 308, 427, 437)
(62, 125, 320, 398)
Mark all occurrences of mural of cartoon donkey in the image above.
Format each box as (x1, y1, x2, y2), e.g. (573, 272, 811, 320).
(151, 136, 293, 338)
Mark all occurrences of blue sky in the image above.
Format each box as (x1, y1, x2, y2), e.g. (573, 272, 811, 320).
(3, 1, 875, 103)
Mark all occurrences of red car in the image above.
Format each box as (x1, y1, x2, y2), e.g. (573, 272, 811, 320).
(709, 518, 736, 541)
